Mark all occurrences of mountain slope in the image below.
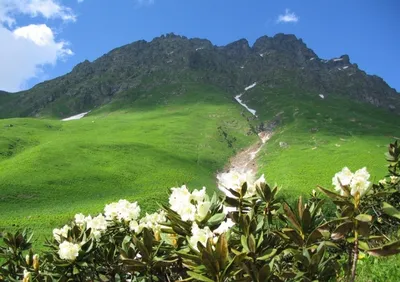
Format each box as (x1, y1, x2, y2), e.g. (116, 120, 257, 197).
(0, 83, 257, 242)
(0, 33, 398, 119)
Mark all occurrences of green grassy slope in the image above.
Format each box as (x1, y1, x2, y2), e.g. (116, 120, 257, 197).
(243, 86, 400, 281)
(0, 84, 257, 245)
(239, 86, 400, 197)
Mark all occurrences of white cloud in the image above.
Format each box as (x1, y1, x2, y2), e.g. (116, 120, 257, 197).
(0, 24, 73, 92)
(77, 0, 84, 3)
(0, 0, 75, 92)
(0, 0, 76, 26)
(277, 9, 299, 24)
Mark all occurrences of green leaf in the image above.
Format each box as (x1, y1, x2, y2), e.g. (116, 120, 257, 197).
(367, 241, 400, 257)
(208, 213, 226, 226)
(256, 249, 277, 261)
(283, 203, 302, 232)
(331, 221, 353, 240)
(355, 214, 373, 222)
(241, 182, 248, 197)
(143, 228, 153, 254)
(382, 202, 400, 220)
(282, 228, 304, 246)
(258, 264, 271, 281)
(247, 234, 256, 253)
(241, 235, 249, 252)
(187, 271, 214, 282)
(215, 234, 228, 267)
(358, 241, 370, 251)
(317, 185, 348, 200)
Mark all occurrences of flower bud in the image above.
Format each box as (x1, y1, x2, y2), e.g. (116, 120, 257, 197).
(33, 254, 40, 271)
(25, 254, 31, 266)
(23, 269, 31, 282)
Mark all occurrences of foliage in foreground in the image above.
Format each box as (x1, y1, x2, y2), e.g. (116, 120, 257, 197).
(1, 141, 400, 282)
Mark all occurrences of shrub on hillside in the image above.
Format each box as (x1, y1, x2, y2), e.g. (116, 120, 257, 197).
(1, 141, 400, 282)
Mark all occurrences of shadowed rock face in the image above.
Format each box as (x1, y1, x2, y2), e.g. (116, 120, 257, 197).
(0, 33, 398, 118)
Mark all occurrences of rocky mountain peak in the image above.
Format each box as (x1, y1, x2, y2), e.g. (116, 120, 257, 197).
(0, 33, 398, 119)
(253, 33, 317, 62)
(223, 38, 251, 57)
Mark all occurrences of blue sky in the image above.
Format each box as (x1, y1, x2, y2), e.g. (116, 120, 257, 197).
(0, 0, 399, 92)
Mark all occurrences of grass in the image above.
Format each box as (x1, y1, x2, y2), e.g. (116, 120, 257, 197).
(243, 86, 400, 281)
(1, 82, 399, 279)
(0, 83, 257, 248)
(239, 86, 400, 198)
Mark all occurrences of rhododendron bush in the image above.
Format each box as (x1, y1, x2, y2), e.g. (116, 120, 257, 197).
(1, 141, 400, 282)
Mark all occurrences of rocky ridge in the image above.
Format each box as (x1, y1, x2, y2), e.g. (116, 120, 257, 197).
(0, 33, 398, 118)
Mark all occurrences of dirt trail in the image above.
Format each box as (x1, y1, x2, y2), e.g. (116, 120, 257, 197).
(223, 131, 273, 173)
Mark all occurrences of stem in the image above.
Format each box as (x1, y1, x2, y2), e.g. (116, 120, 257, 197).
(347, 247, 353, 278)
(350, 197, 359, 282)
(350, 238, 359, 282)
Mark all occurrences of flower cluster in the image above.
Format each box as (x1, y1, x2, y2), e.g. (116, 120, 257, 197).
(129, 210, 167, 235)
(104, 199, 141, 222)
(58, 241, 81, 261)
(53, 225, 70, 243)
(169, 186, 211, 222)
(332, 167, 371, 197)
(217, 170, 266, 198)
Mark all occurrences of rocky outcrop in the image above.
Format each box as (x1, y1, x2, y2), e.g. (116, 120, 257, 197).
(0, 33, 399, 118)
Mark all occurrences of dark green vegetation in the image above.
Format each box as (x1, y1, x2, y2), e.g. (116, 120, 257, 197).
(1, 33, 400, 280)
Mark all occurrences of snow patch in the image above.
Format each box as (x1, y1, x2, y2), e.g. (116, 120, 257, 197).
(319, 94, 325, 99)
(245, 82, 257, 91)
(333, 58, 343, 62)
(343, 66, 349, 70)
(310, 57, 315, 61)
(240, 66, 244, 69)
(235, 94, 256, 116)
(62, 112, 90, 121)
(195, 47, 204, 51)
(259, 53, 264, 57)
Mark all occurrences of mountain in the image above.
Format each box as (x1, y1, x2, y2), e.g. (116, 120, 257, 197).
(0, 33, 398, 119)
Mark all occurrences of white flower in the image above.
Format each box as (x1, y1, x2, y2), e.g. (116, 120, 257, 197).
(390, 176, 399, 184)
(213, 218, 235, 235)
(129, 220, 143, 233)
(189, 223, 214, 251)
(332, 167, 371, 197)
(104, 202, 118, 220)
(169, 185, 192, 211)
(217, 170, 255, 197)
(350, 177, 370, 197)
(332, 167, 354, 195)
(53, 225, 70, 242)
(379, 179, 387, 185)
(58, 241, 81, 261)
(87, 214, 107, 231)
(195, 201, 212, 221)
(74, 213, 86, 226)
(139, 210, 167, 233)
(191, 187, 206, 202)
(179, 203, 197, 221)
(104, 199, 141, 222)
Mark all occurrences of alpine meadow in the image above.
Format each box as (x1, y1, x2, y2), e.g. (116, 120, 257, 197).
(1, 33, 400, 281)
